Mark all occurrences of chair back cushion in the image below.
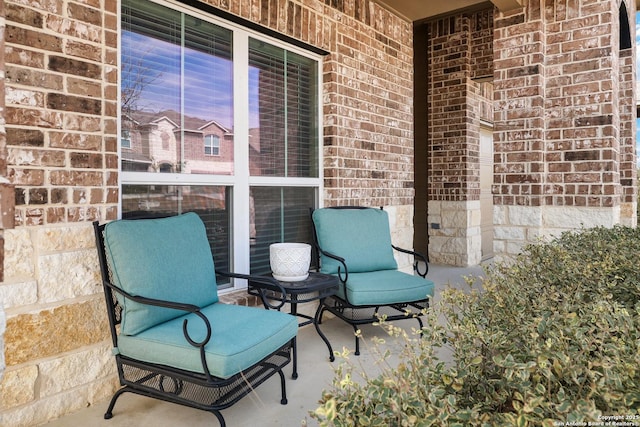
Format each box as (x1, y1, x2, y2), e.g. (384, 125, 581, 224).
(103, 212, 218, 335)
(312, 208, 398, 274)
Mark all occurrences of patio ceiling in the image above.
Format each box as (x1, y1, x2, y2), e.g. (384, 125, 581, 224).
(376, 0, 640, 21)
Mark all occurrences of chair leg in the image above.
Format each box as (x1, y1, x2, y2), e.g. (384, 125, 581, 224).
(278, 369, 288, 405)
(104, 386, 131, 419)
(314, 299, 335, 362)
(212, 410, 226, 427)
(352, 324, 360, 356)
(291, 337, 298, 379)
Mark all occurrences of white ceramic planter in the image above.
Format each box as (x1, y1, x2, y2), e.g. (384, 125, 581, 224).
(269, 243, 311, 282)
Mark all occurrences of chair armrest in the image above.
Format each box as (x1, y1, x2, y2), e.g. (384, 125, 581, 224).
(217, 270, 288, 310)
(316, 247, 349, 284)
(104, 280, 203, 314)
(392, 245, 429, 278)
(103, 280, 215, 380)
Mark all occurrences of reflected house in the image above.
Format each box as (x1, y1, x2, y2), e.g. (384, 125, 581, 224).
(121, 110, 235, 175)
(120, 108, 301, 256)
(120, 110, 238, 216)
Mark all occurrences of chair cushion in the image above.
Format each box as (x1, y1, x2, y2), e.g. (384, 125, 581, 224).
(103, 212, 218, 335)
(117, 303, 298, 379)
(312, 208, 398, 274)
(337, 270, 435, 306)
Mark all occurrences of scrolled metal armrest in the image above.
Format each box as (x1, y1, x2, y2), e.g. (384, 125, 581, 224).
(104, 281, 215, 380)
(317, 249, 348, 284)
(392, 245, 429, 278)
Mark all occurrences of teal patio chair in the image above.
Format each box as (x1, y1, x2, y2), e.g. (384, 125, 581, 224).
(311, 206, 435, 361)
(93, 212, 298, 426)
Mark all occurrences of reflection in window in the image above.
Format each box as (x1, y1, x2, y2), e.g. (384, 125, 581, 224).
(205, 135, 220, 156)
(121, 130, 131, 149)
(122, 184, 232, 287)
(249, 39, 319, 178)
(249, 187, 316, 275)
(120, 0, 322, 289)
(121, 0, 233, 175)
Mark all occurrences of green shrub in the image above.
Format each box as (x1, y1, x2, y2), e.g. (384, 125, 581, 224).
(312, 226, 640, 426)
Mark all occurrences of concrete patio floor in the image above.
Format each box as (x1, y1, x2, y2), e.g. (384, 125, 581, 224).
(41, 264, 485, 427)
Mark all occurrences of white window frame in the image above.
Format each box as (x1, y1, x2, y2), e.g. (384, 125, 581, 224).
(118, 0, 324, 292)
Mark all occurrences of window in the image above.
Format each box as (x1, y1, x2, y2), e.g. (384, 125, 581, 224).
(120, 0, 322, 288)
(121, 130, 131, 149)
(204, 135, 220, 156)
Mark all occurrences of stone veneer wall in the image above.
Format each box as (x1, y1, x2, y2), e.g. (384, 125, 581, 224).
(0, 1, 416, 425)
(424, 0, 636, 265)
(1, 1, 119, 424)
(424, 8, 495, 266)
(492, 0, 637, 260)
(0, 0, 8, 389)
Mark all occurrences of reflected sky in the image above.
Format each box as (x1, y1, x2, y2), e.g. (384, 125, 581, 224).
(122, 30, 261, 129)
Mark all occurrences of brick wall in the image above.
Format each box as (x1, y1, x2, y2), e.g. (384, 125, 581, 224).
(421, 0, 636, 265)
(6, 0, 119, 226)
(0, 1, 416, 425)
(492, 0, 637, 259)
(1, 1, 119, 424)
(321, 3, 414, 207)
(423, 8, 495, 265)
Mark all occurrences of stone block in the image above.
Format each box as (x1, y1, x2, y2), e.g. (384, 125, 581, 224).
(494, 226, 526, 241)
(493, 205, 507, 225)
(5, 298, 109, 367)
(470, 208, 482, 227)
(440, 236, 467, 254)
(542, 205, 619, 229)
(429, 251, 460, 266)
(37, 224, 95, 252)
(38, 250, 101, 303)
(40, 346, 115, 396)
(506, 240, 526, 255)
(507, 205, 543, 227)
(0, 281, 38, 309)
(427, 201, 441, 216)
(0, 383, 94, 427)
(0, 303, 4, 383)
(4, 228, 35, 279)
(0, 365, 38, 409)
(441, 209, 469, 229)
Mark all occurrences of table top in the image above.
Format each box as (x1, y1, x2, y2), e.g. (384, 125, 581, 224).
(272, 271, 339, 296)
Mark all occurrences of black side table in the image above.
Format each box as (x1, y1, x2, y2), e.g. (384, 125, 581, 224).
(248, 272, 339, 377)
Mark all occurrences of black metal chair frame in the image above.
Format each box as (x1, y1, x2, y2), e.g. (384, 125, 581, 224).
(93, 220, 296, 427)
(311, 206, 430, 361)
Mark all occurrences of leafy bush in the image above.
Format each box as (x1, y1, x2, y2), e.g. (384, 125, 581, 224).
(312, 226, 640, 426)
